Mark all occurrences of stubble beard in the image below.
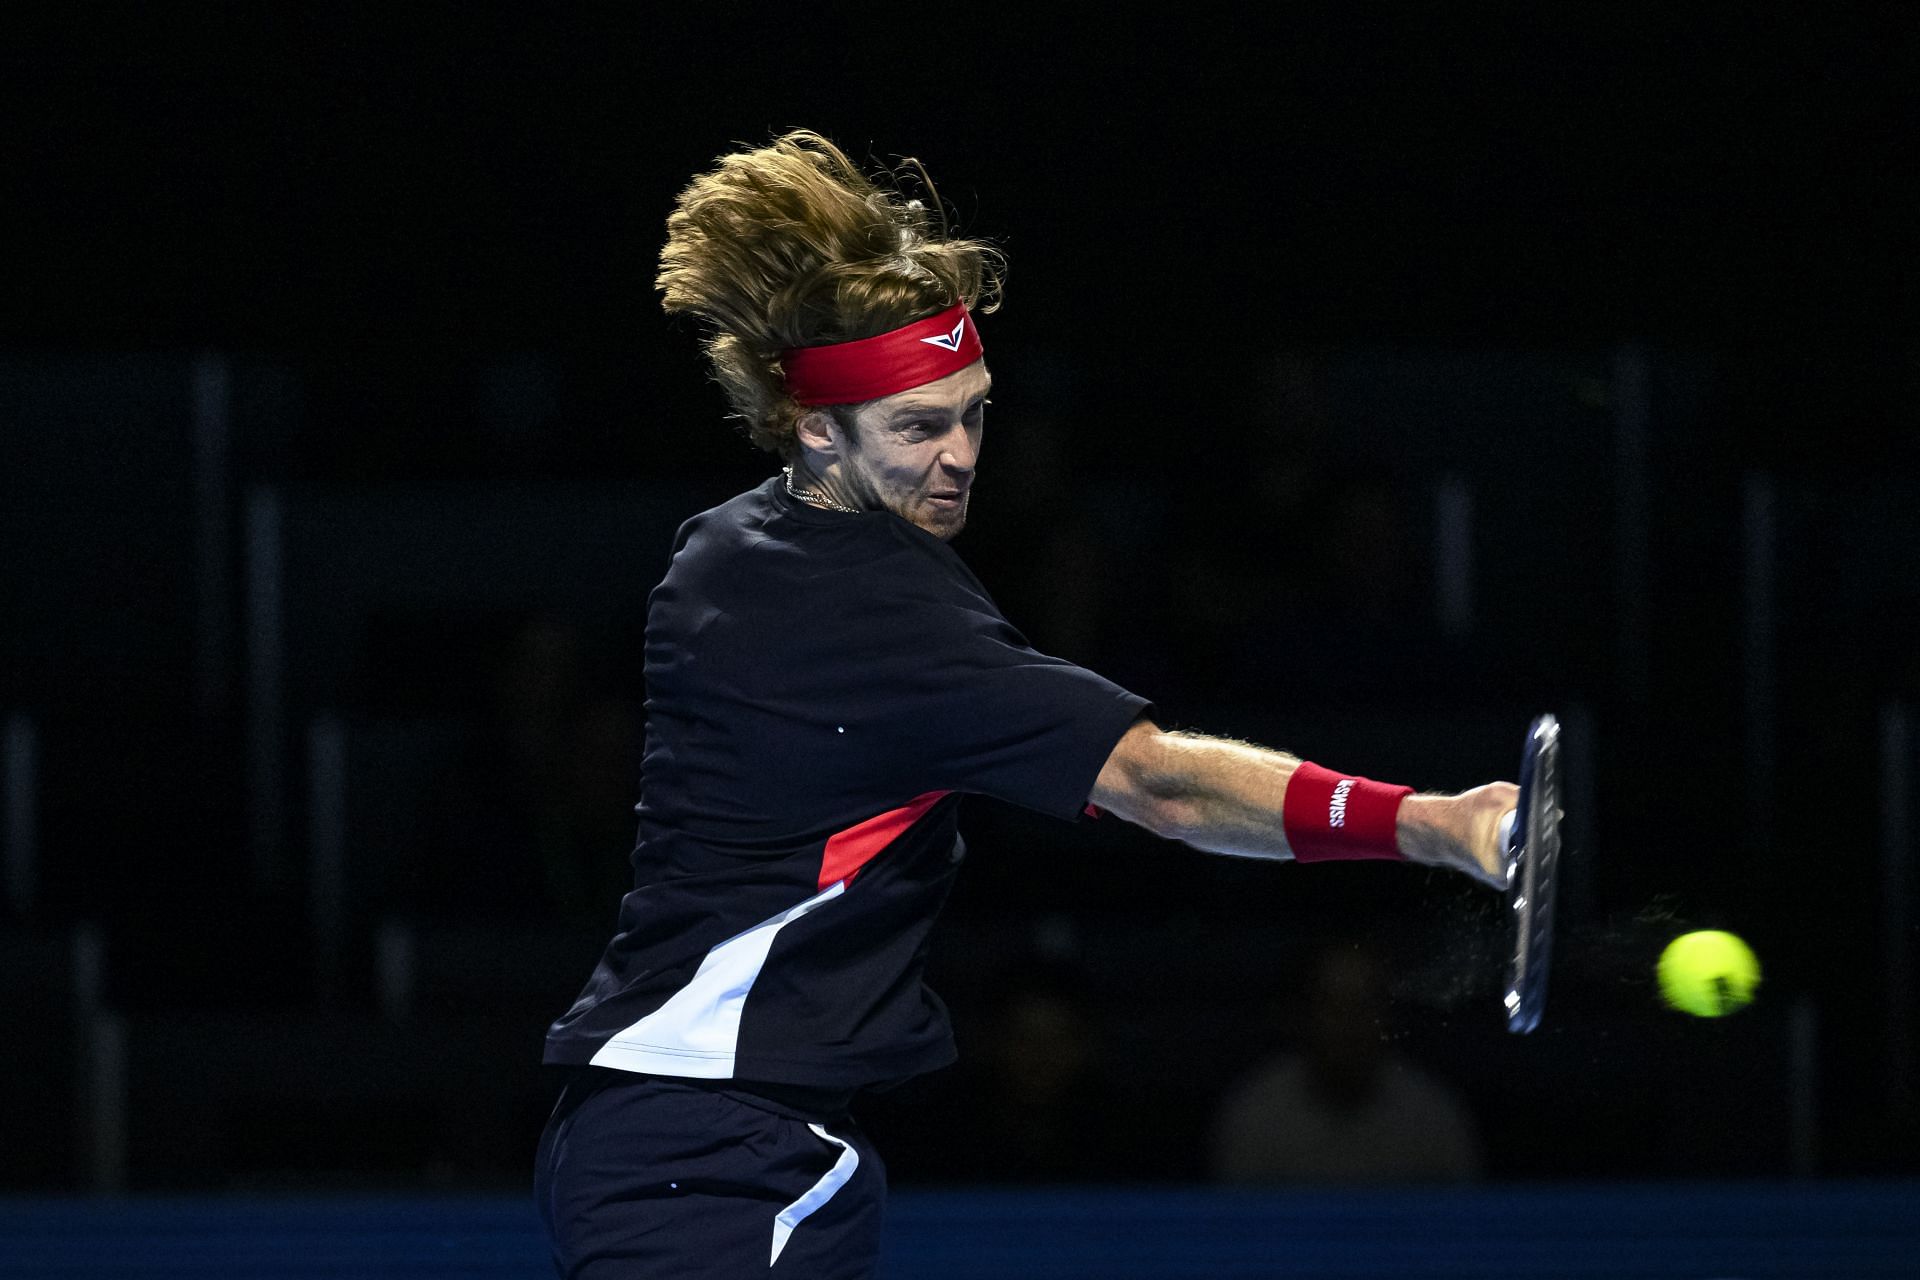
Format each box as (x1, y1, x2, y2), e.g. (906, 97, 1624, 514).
(918, 493, 968, 540)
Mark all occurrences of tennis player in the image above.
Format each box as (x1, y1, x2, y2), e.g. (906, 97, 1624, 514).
(535, 130, 1517, 1278)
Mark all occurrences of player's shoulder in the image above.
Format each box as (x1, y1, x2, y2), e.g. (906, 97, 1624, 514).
(665, 478, 955, 593)
(668, 478, 799, 572)
(672, 477, 778, 546)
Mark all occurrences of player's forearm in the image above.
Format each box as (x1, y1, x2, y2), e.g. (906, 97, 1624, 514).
(1091, 722, 1506, 882)
(1092, 726, 1309, 858)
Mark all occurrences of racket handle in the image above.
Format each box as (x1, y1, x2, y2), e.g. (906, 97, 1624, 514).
(1498, 809, 1519, 889)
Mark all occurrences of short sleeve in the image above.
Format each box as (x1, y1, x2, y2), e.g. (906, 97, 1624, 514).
(833, 535, 1153, 821)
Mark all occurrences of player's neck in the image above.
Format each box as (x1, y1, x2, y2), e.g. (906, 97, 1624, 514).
(784, 460, 863, 515)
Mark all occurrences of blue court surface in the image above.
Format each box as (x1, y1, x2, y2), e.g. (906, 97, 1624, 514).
(3, 1183, 1916, 1278)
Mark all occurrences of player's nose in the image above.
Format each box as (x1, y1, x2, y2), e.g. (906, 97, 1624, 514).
(939, 430, 977, 475)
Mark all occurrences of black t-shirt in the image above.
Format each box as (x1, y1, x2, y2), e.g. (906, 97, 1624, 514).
(543, 476, 1150, 1090)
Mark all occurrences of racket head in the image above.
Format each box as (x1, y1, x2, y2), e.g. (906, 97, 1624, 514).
(1503, 713, 1562, 1034)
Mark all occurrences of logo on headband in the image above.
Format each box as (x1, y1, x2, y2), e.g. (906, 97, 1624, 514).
(783, 303, 981, 405)
(919, 316, 968, 353)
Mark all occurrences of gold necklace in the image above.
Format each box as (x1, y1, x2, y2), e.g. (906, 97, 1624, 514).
(782, 466, 861, 514)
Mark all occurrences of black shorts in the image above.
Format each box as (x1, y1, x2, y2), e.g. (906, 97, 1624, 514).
(534, 1067, 887, 1279)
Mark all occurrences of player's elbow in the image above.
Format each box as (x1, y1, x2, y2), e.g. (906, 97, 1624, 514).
(1091, 722, 1209, 841)
(1136, 792, 1210, 843)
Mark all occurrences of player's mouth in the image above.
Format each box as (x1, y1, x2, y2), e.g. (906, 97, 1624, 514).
(926, 489, 967, 509)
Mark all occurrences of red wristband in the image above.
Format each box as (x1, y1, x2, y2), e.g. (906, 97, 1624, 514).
(1282, 761, 1412, 863)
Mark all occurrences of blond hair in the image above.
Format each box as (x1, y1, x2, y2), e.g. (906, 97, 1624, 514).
(657, 130, 1004, 456)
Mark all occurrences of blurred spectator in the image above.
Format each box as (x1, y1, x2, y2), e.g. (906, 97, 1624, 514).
(413, 613, 638, 928)
(895, 957, 1135, 1184)
(1209, 940, 1482, 1185)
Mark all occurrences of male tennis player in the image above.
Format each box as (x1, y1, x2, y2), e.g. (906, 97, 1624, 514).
(535, 131, 1517, 1279)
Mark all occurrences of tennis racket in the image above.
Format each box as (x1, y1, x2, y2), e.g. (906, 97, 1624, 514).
(1498, 713, 1562, 1034)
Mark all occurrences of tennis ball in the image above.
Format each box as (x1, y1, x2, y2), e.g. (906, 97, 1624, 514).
(1657, 930, 1761, 1017)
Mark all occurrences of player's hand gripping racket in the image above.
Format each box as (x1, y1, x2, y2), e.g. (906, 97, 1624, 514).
(1497, 714, 1562, 1034)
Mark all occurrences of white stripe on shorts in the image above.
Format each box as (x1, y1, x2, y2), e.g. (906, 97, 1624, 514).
(769, 1123, 859, 1267)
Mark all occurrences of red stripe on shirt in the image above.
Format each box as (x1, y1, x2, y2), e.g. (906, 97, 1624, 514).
(818, 791, 952, 891)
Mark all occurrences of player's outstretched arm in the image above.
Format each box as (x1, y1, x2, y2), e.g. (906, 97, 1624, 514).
(1088, 720, 1515, 889)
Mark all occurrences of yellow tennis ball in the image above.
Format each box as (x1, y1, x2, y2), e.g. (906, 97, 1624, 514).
(1657, 930, 1761, 1017)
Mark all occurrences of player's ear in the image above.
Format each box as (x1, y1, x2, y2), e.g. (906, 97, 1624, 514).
(793, 408, 843, 459)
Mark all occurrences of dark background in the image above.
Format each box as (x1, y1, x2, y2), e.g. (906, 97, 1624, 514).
(2, 5, 1915, 1193)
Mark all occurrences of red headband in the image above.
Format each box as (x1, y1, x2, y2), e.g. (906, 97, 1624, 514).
(781, 304, 984, 406)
